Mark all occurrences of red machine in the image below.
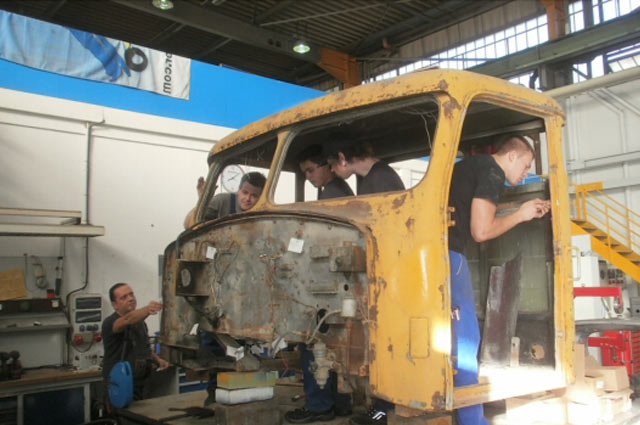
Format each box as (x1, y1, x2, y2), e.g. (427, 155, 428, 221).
(574, 286, 640, 379)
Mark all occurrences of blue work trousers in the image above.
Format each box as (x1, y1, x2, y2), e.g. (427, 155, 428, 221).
(450, 250, 489, 425)
(302, 347, 351, 413)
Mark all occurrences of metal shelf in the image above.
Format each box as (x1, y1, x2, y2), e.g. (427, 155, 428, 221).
(0, 208, 104, 237)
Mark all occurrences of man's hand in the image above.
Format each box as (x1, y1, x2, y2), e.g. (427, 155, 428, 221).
(197, 176, 205, 198)
(145, 301, 163, 315)
(518, 199, 551, 221)
(154, 354, 170, 371)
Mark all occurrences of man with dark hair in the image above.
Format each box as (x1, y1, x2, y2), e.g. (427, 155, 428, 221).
(296, 144, 353, 200)
(324, 139, 404, 195)
(102, 283, 168, 403)
(448, 135, 550, 425)
(184, 171, 267, 228)
(283, 146, 353, 424)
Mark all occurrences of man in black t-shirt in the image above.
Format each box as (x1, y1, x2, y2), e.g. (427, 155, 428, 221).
(447, 135, 550, 425)
(102, 283, 168, 403)
(324, 139, 405, 196)
(297, 144, 354, 201)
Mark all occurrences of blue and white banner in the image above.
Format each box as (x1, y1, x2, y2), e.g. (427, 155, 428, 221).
(0, 11, 191, 99)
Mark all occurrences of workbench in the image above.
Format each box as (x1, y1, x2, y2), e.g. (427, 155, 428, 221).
(0, 367, 102, 425)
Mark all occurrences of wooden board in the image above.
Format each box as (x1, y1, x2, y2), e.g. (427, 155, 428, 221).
(0, 268, 27, 300)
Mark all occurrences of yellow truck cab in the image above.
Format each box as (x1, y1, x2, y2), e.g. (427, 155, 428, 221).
(160, 69, 574, 415)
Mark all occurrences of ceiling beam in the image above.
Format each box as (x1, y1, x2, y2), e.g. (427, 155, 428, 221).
(471, 9, 640, 79)
(349, 0, 510, 56)
(111, 0, 322, 63)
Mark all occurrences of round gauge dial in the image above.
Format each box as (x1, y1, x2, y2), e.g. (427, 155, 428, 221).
(221, 164, 245, 193)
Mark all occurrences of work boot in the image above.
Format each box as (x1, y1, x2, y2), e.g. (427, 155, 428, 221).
(284, 407, 335, 423)
(348, 407, 387, 425)
(203, 388, 215, 406)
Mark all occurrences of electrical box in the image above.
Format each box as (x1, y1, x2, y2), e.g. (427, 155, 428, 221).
(68, 292, 104, 370)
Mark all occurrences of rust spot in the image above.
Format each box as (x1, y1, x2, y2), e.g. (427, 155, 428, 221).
(531, 344, 545, 360)
(405, 217, 415, 232)
(369, 304, 378, 321)
(442, 96, 462, 118)
(431, 391, 446, 410)
(392, 193, 407, 209)
(387, 343, 393, 353)
(378, 277, 387, 289)
(438, 79, 449, 91)
(370, 343, 376, 361)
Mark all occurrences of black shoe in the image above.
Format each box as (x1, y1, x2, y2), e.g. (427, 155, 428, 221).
(348, 407, 387, 425)
(285, 407, 335, 423)
(203, 388, 215, 406)
(335, 405, 353, 417)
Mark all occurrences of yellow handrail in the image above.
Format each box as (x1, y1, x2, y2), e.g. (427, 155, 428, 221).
(571, 182, 640, 255)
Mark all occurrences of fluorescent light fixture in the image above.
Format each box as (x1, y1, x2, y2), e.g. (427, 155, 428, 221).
(293, 39, 311, 54)
(152, 0, 174, 10)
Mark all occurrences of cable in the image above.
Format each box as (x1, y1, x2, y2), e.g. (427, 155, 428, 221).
(305, 309, 341, 345)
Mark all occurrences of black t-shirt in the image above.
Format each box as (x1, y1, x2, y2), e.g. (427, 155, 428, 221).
(102, 311, 152, 379)
(448, 155, 505, 252)
(359, 161, 405, 195)
(319, 177, 354, 199)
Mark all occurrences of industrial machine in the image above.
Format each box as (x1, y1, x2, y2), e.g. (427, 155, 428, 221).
(67, 292, 104, 370)
(159, 69, 574, 418)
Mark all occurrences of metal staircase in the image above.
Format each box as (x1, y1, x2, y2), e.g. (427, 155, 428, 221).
(571, 182, 640, 284)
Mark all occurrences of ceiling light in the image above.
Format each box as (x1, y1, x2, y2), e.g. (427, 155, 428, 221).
(152, 0, 174, 10)
(293, 39, 310, 54)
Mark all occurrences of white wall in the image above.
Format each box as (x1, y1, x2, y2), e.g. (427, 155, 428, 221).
(0, 88, 234, 332)
(558, 71, 640, 258)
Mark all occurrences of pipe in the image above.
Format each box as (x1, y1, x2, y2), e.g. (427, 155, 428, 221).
(546, 66, 640, 99)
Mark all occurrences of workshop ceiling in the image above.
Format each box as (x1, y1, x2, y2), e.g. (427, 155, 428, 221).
(0, 0, 510, 88)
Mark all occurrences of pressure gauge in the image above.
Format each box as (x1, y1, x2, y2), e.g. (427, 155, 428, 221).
(221, 164, 245, 192)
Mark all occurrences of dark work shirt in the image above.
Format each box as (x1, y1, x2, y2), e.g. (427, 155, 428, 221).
(359, 161, 405, 195)
(204, 192, 237, 220)
(448, 154, 505, 253)
(102, 311, 152, 379)
(319, 177, 354, 199)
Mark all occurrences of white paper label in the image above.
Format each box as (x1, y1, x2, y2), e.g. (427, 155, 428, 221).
(288, 238, 304, 254)
(206, 246, 217, 259)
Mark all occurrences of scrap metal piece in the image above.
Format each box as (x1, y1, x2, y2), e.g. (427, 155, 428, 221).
(480, 253, 523, 365)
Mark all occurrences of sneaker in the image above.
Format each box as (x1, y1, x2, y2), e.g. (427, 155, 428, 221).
(348, 407, 387, 425)
(285, 407, 335, 423)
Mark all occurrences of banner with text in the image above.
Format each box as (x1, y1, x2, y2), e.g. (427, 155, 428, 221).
(0, 11, 191, 99)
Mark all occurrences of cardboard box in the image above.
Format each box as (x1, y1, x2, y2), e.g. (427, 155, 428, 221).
(567, 400, 601, 425)
(566, 388, 632, 424)
(600, 388, 633, 420)
(586, 365, 630, 391)
(574, 343, 586, 381)
(565, 375, 606, 403)
(506, 393, 566, 424)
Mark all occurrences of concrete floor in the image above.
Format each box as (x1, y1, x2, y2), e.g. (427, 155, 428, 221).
(120, 384, 640, 425)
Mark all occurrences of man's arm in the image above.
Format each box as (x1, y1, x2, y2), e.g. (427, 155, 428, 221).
(152, 352, 170, 369)
(470, 198, 550, 243)
(112, 301, 162, 334)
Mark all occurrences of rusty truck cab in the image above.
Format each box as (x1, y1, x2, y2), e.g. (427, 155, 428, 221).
(160, 69, 574, 414)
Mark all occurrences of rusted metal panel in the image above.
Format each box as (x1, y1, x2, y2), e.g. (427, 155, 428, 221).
(480, 254, 523, 365)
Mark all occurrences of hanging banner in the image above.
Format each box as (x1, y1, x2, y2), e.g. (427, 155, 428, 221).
(0, 11, 191, 99)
